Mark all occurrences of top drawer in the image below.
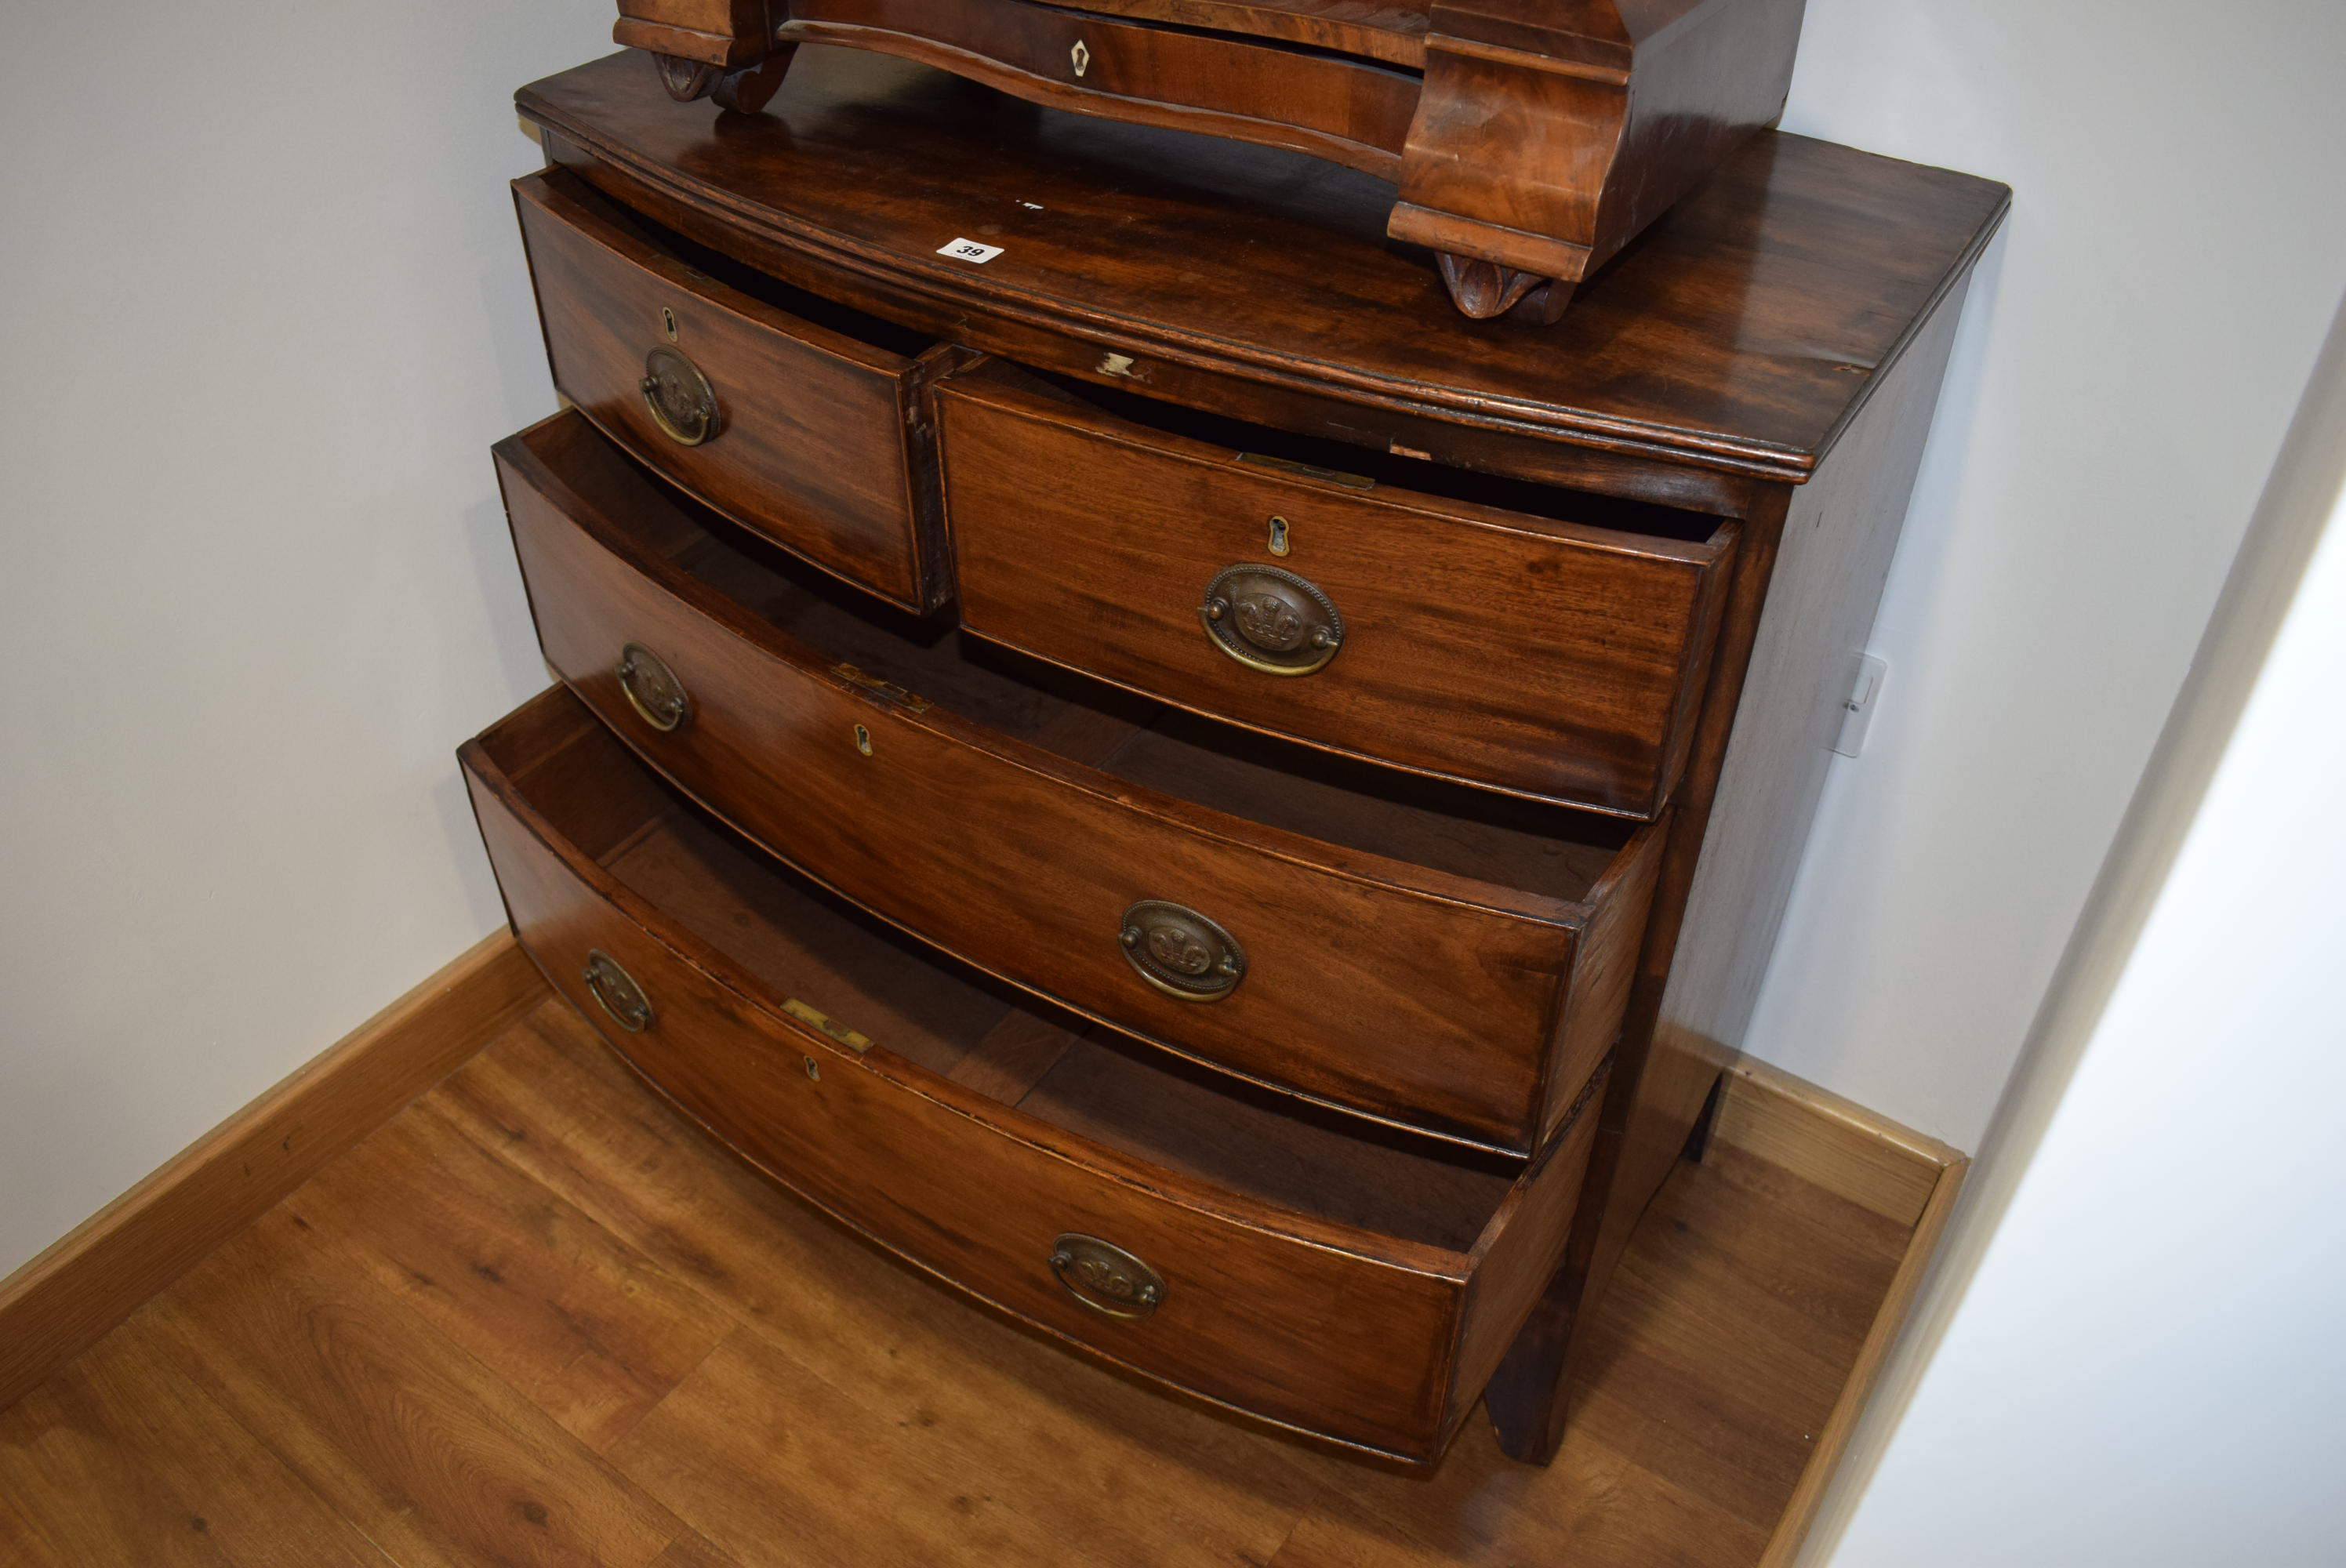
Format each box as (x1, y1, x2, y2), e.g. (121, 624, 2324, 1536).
(515, 169, 959, 612)
(939, 365, 1739, 816)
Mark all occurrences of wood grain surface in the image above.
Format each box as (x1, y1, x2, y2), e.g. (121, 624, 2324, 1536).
(618, 0, 1807, 314)
(0, 987, 1937, 1566)
(498, 409, 1660, 1153)
(612, 0, 778, 67)
(1596, 277, 1978, 1344)
(0, 932, 543, 1415)
(463, 686, 1610, 1461)
(1392, 0, 1807, 283)
(1753, 1066, 1966, 1568)
(1472, 260, 1983, 1466)
(783, 0, 1424, 179)
(1035, 0, 1429, 66)
(940, 359, 1735, 815)
(516, 169, 955, 611)
(516, 47, 2009, 483)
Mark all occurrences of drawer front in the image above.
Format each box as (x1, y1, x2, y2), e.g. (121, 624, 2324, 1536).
(515, 171, 950, 611)
(783, 0, 1419, 177)
(462, 736, 1466, 1459)
(939, 372, 1735, 816)
(499, 416, 1603, 1153)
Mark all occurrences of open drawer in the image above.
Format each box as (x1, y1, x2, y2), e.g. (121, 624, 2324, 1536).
(938, 361, 1741, 816)
(495, 411, 1666, 1156)
(514, 168, 960, 612)
(462, 686, 1604, 1464)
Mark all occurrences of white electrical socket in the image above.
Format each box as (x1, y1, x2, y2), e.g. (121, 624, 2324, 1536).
(1833, 653, 1889, 758)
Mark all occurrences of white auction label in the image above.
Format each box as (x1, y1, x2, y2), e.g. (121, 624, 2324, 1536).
(936, 238, 1004, 263)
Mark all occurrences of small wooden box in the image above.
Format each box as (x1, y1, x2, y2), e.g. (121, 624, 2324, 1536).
(609, 0, 1809, 322)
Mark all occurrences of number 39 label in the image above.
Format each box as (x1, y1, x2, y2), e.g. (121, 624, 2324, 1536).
(936, 238, 1004, 263)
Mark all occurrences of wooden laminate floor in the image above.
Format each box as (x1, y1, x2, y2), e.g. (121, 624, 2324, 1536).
(0, 996, 1908, 1567)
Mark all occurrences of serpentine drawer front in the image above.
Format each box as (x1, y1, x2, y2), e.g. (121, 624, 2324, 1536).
(937, 361, 1740, 818)
(493, 410, 1665, 1156)
(460, 687, 1604, 1464)
(514, 169, 961, 612)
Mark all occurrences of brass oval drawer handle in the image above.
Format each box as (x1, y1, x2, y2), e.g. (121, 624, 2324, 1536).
(616, 641, 691, 732)
(1118, 900, 1245, 1001)
(582, 949, 655, 1033)
(1198, 563, 1344, 677)
(638, 343, 718, 445)
(1049, 1233, 1164, 1319)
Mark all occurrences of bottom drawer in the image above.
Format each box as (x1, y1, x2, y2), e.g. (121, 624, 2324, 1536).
(461, 687, 1603, 1463)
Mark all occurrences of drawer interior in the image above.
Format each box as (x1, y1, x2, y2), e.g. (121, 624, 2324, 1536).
(539, 417, 1638, 908)
(993, 365, 1733, 548)
(545, 166, 939, 367)
(488, 700, 1523, 1254)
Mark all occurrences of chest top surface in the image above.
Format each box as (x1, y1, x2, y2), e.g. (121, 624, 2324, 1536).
(519, 47, 2006, 481)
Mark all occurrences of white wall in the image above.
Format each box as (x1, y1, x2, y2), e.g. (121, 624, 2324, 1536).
(1818, 299, 2346, 1566)
(1752, 0, 2346, 1147)
(0, 2, 609, 1275)
(4, 2, 2344, 1277)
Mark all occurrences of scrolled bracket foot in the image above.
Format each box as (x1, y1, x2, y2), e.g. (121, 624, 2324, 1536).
(652, 52, 724, 101)
(712, 46, 797, 114)
(1435, 253, 1575, 325)
(1511, 277, 1577, 326)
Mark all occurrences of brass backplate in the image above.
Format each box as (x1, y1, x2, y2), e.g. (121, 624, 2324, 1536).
(640, 343, 718, 445)
(1198, 564, 1345, 677)
(1049, 1233, 1164, 1319)
(1118, 900, 1246, 1001)
(582, 949, 654, 1033)
(616, 641, 691, 732)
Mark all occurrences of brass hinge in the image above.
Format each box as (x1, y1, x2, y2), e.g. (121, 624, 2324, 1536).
(782, 998, 874, 1054)
(1235, 451, 1375, 491)
(831, 662, 932, 713)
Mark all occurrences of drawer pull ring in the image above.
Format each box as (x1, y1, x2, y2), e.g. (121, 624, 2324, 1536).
(1118, 900, 1246, 1001)
(615, 642, 691, 732)
(582, 949, 655, 1033)
(638, 343, 718, 445)
(1198, 564, 1344, 676)
(1049, 1233, 1164, 1319)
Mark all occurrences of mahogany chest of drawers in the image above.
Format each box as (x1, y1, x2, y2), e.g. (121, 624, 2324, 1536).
(462, 45, 2006, 1467)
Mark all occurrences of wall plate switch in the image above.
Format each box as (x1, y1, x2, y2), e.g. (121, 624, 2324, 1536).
(1834, 653, 1889, 758)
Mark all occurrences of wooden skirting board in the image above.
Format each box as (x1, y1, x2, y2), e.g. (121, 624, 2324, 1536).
(0, 931, 547, 1414)
(1727, 1058, 1968, 1567)
(0, 932, 1961, 1568)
